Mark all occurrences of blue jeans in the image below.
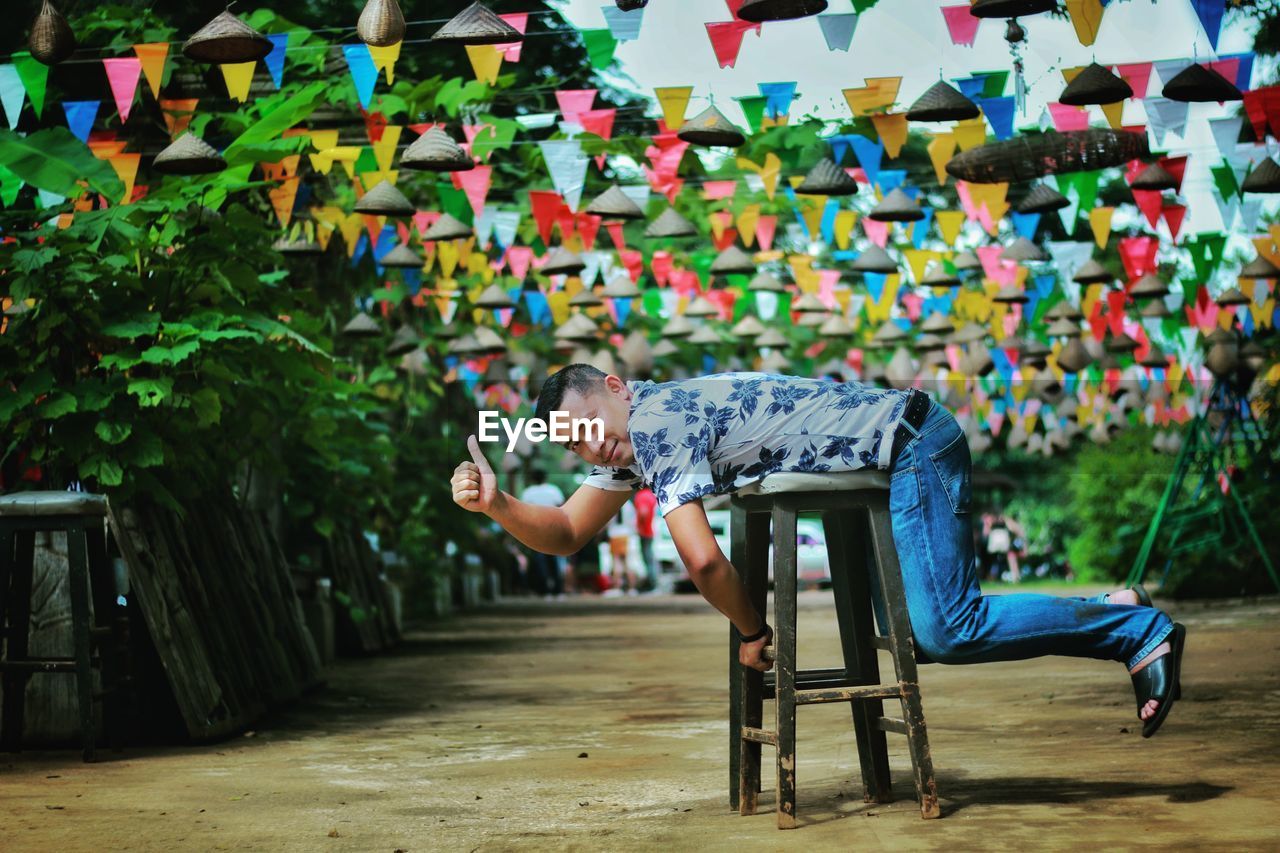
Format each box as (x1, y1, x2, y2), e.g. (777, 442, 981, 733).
(888, 401, 1173, 670)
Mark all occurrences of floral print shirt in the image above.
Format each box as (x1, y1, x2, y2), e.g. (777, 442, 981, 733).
(583, 373, 909, 517)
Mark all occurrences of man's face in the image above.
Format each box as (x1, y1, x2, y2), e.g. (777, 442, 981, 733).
(555, 375, 635, 468)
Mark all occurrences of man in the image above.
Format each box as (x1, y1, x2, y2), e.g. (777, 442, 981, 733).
(452, 366, 1185, 738)
(517, 469, 566, 598)
(633, 487, 658, 591)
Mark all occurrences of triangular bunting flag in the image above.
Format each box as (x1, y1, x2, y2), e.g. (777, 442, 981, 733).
(133, 43, 169, 99)
(62, 100, 99, 143)
(103, 58, 143, 122)
(342, 44, 378, 109)
(219, 62, 256, 103)
(0, 65, 26, 130)
(817, 13, 857, 51)
(265, 33, 289, 88)
(12, 53, 48, 120)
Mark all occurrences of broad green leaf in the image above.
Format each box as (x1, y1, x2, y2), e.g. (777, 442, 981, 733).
(242, 316, 328, 357)
(0, 128, 125, 198)
(190, 388, 223, 426)
(140, 340, 201, 366)
(127, 377, 173, 407)
(124, 431, 164, 468)
(95, 422, 133, 444)
(12, 246, 58, 273)
(99, 350, 145, 370)
(223, 82, 327, 163)
(79, 455, 124, 487)
(101, 314, 160, 339)
(72, 380, 115, 412)
(38, 392, 77, 419)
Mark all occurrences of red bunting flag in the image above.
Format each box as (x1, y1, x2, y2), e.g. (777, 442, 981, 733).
(1113, 62, 1153, 99)
(1162, 204, 1186, 242)
(1118, 235, 1159, 284)
(705, 21, 757, 69)
(528, 190, 567, 245)
(1241, 85, 1280, 140)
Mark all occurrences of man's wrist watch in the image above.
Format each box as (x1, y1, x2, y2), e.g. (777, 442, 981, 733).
(738, 621, 771, 644)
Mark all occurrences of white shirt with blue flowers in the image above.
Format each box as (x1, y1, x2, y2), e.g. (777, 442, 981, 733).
(582, 373, 910, 517)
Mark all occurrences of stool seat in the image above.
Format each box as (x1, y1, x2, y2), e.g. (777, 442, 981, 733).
(0, 492, 108, 517)
(736, 469, 889, 496)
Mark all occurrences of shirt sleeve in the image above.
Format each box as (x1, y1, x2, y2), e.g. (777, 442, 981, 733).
(631, 412, 716, 517)
(582, 465, 642, 492)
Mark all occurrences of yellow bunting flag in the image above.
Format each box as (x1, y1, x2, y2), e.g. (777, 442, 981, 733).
(88, 139, 127, 160)
(953, 117, 987, 151)
(927, 133, 957, 184)
(314, 221, 335, 252)
(438, 240, 461, 278)
(307, 130, 340, 172)
(1089, 206, 1114, 248)
(1065, 0, 1105, 47)
(904, 249, 944, 284)
(655, 86, 693, 129)
(935, 210, 967, 247)
(1254, 233, 1280, 266)
(870, 113, 909, 158)
(1100, 101, 1124, 128)
(133, 43, 169, 99)
(219, 62, 256, 102)
(547, 290, 572, 326)
(864, 275, 901, 323)
(368, 41, 402, 85)
(834, 210, 858, 250)
(372, 126, 402, 173)
(464, 45, 503, 85)
(788, 255, 818, 293)
(1080, 283, 1103, 319)
(969, 183, 1010, 229)
(736, 204, 761, 248)
(737, 152, 782, 200)
(108, 153, 140, 204)
(800, 199, 825, 239)
(842, 77, 901, 116)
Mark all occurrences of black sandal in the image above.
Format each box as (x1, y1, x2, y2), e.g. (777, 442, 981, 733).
(1131, 583, 1153, 608)
(1131, 622, 1186, 738)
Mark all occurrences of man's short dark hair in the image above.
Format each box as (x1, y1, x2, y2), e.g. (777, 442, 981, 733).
(534, 363, 607, 424)
(529, 468, 547, 485)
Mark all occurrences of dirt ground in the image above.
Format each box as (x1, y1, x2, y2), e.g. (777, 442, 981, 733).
(2, 584, 1278, 852)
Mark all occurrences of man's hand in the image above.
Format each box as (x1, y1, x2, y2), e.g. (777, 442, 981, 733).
(452, 435, 499, 513)
(738, 625, 774, 673)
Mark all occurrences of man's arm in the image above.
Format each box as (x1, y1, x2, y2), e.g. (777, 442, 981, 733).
(452, 435, 629, 556)
(664, 500, 773, 672)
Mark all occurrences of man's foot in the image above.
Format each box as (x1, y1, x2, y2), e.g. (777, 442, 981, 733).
(1129, 641, 1172, 721)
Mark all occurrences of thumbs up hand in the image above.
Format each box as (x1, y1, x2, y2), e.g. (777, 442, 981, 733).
(452, 435, 499, 513)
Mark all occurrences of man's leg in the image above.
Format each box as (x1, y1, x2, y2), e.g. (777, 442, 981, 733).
(888, 406, 1175, 672)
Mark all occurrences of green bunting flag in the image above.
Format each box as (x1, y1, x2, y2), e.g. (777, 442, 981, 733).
(581, 29, 618, 70)
(12, 53, 48, 120)
(1211, 161, 1240, 201)
(735, 95, 768, 134)
(437, 179, 475, 225)
(1186, 233, 1227, 282)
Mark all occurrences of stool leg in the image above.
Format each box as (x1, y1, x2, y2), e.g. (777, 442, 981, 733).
(823, 509, 892, 804)
(66, 527, 96, 763)
(867, 498, 940, 819)
(737, 508, 769, 815)
(772, 504, 798, 829)
(728, 504, 745, 811)
(86, 522, 123, 753)
(2, 530, 35, 753)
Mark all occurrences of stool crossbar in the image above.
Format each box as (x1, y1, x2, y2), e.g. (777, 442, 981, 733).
(728, 470, 940, 828)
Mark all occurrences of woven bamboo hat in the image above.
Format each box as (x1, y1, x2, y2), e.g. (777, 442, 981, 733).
(922, 263, 960, 288)
(868, 187, 923, 222)
(1105, 333, 1139, 353)
(650, 338, 680, 357)
(1242, 157, 1280, 193)
(796, 310, 827, 327)
(29, 1, 75, 65)
(354, 180, 415, 217)
(683, 295, 720, 318)
(448, 333, 482, 356)
(818, 314, 854, 337)
(153, 133, 227, 175)
(754, 327, 788, 348)
(1072, 258, 1112, 284)
(970, 0, 1058, 16)
(791, 292, 827, 313)
(1056, 337, 1094, 373)
(1129, 273, 1169, 299)
(1045, 318, 1082, 337)
(953, 250, 982, 271)
(554, 314, 597, 344)
(1130, 163, 1178, 191)
(358, 0, 406, 46)
(1022, 339, 1052, 365)
(541, 247, 586, 276)
(796, 159, 859, 196)
(852, 244, 898, 273)
(474, 283, 516, 309)
(748, 271, 786, 292)
(871, 319, 908, 347)
(1141, 299, 1170, 318)
(1001, 236, 1048, 262)
(952, 322, 987, 344)
(1016, 183, 1069, 213)
(183, 11, 273, 63)
(906, 80, 979, 122)
(1059, 63, 1134, 106)
(731, 315, 766, 337)
(432, 3, 522, 45)
(472, 325, 506, 354)
(920, 311, 954, 335)
(710, 244, 756, 274)
(946, 129, 1149, 184)
(1162, 63, 1242, 102)
(273, 237, 323, 255)
(380, 243, 423, 268)
(400, 127, 474, 172)
(585, 184, 645, 219)
(737, 0, 828, 22)
(677, 105, 746, 147)
(342, 312, 382, 338)
(915, 332, 946, 351)
(618, 329, 654, 373)
(1215, 287, 1250, 307)
(661, 314, 695, 338)
(1138, 345, 1168, 369)
(645, 206, 697, 238)
(422, 213, 472, 240)
(601, 274, 641, 298)
(992, 284, 1029, 304)
(688, 325, 723, 346)
(569, 287, 604, 308)
(1241, 254, 1280, 279)
(386, 324, 421, 357)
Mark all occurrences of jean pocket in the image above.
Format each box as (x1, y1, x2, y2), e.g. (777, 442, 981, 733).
(928, 430, 971, 515)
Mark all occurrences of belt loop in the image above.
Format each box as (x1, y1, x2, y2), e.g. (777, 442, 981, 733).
(899, 417, 921, 440)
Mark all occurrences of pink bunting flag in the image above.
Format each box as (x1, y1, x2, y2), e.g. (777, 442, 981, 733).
(579, 108, 616, 140)
(606, 220, 627, 251)
(705, 21, 756, 69)
(506, 246, 534, 280)
(976, 245, 1019, 285)
(702, 180, 738, 200)
(1114, 62, 1153, 99)
(556, 89, 597, 124)
(494, 13, 529, 62)
(619, 248, 644, 282)
(650, 251, 674, 286)
(452, 165, 492, 218)
(1047, 102, 1090, 132)
(103, 57, 143, 123)
(940, 5, 980, 47)
(861, 217, 889, 247)
(756, 215, 777, 252)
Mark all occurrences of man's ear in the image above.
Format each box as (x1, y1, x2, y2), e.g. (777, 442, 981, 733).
(604, 374, 629, 398)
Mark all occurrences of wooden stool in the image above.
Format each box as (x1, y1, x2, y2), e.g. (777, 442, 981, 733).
(727, 470, 940, 828)
(0, 491, 128, 761)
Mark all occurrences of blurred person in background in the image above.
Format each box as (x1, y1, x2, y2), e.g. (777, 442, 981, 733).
(519, 469, 566, 599)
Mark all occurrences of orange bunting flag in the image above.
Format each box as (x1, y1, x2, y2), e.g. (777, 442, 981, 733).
(927, 133, 957, 184)
(108, 153, 140, 205)
(1065, 0, 1105, 46)
(159, 99, 198, 138)
(870, 112, 909, 158)
(133, 43, 169, 99)
(269, 177, 300, 227)
(842, 77, 901, 116)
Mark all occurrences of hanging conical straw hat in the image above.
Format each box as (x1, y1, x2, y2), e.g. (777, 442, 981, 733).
(961, 340, 994, 376)
(677, 105, 746, 147)
(796, 311, 827, 327)
(992, 284, 1029, 303)
(953, 249, 982, 271)
(760, 349, 790, 373)
(1046, 318, 1082, 337)
(153, 133, 226, 175)
(683, 295, 719, 317)
(1242, 157, 1280, 193)
(661, 314, 695, 338)
(868, 187, 923, 222)
(1022, 339, 1052, 365)
(1072, 257, 1112, 284)
(541, 247, 586, 275)
(951, 322, 987, 344)
(796, 159, 858, 196)
(737, 0, 830, 23)
(448, 333, 482, 355)
(555, 312, 598, 341)
(1130, 163, 1178, 191)
(710, 244, 756, 274)
(688, 325, 723, 345)
(473, 325, 506, 353)
(1129, 273, 1169, 299)
(273, 237, 323, 255)
(645, 206, 698, 238)
(358, 0, 406, 46)
(920, 311, 953, 335)
(400, 126, 474, 172)
(748, 271, 786, 291)
(731, 315, 767, 337)
(1241, 254, 1280, 279)
(183, 11, 273, 63)
(1105, 332, 1139, 352)
(354, 180, 415, 216)
(1059, 62, 1134, 106)
(380, 243, 423, 268)
(915, 333, 946, 351)
(431, 2, 523, 44)
(1215, 286, 1250, 307)
(921, 262, 960, 288)
(791, 292, 827, 313)
(474, 283, 516, 309)
(618, 329, 654, 373)
(1056, 337, 1094, 373)
(342, 312, 382, 338)
(1162, 63, 1242, 102)
(852, 244, 898, 273)
(819, 315, 854, 337)
(754, 327, 788, 348)
(905, 79, 979, 121)
(651, 338, 680, 357)
(585, 184, 646, 219)
(871, 319, 908, 346)
(386, 324, 421, 357)
(1000, 236, 1047, 262)
(601, 274, 641, 298)
(1016, 183, 1069, 214)
(1138, 345, 1168, 368)
(422, 212, 472, 240)
(1140, 299, 1170, 318)
(569, 287, 604, 308)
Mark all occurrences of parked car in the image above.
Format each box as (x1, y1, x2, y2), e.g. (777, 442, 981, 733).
(653, 511, 830, 592)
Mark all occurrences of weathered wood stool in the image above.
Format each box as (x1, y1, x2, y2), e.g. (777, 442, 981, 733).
(728, 470, 940, 828)
(0, 491, 128, 761)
